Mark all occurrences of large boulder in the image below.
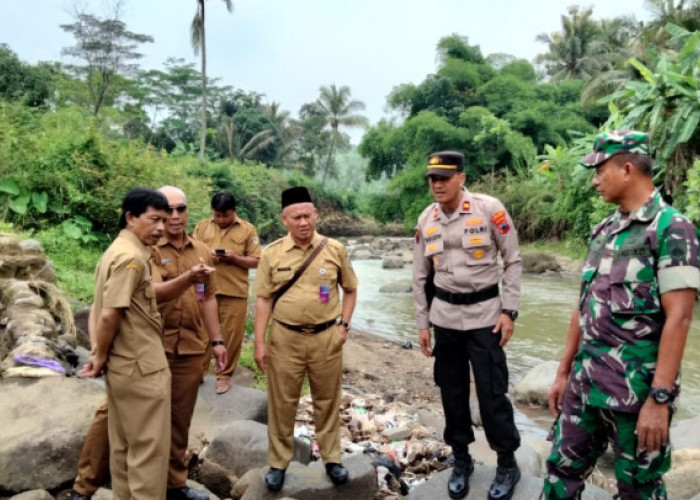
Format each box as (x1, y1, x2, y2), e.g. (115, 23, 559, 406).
(379, 280, 412, 294)
(522, 252, 561, 274)
(197, 376, 268, 427)
(349, 245, 377, 261)
(203, 420, 311, 478)
(381, 256, 404, 269)
(240, 453, 377, 500)
(9, 491, 53, 500)
(0, 377, 105, 493)
(513, 361, 559, 407)
(407, 464, 611, 499)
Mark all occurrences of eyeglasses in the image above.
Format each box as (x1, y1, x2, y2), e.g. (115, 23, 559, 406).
(168, 204, 188, 214)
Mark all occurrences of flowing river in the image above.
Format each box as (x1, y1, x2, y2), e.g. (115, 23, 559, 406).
(350, 259, 700, 433)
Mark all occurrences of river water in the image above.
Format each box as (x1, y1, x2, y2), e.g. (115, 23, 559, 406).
(350, 259, 700, 432)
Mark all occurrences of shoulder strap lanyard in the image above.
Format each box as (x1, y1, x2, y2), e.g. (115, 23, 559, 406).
(272, 237, 328, 309)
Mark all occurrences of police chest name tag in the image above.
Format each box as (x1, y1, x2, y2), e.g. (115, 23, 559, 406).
(319, 268, 329, 303)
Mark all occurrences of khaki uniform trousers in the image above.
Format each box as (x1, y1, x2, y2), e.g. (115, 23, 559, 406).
(167, 352, 206, 488)
(267, 321, 344, 469)
(106, 366, 171, 500)
(73, 402, 110, 496)
(73, 355, 204, 494)
(203, 295, 247, 378)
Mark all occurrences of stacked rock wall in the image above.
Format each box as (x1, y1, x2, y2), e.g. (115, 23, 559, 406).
(0, 234, 77, 378)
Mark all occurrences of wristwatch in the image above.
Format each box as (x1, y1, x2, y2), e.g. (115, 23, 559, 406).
(211, 340, 225, 347)
(502, 309, 519, 321)
(337, 318, 350, 329)
(649, 387, 674, 404)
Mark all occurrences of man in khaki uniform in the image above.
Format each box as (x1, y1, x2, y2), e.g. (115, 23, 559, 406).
(253, 186, 357, 492)
(194, 191, 261, 394)
(80, 188, 202, 500)
(413, 152, 522, 500)
(73, 188, 221, 500)
(152, 185, 227, 500)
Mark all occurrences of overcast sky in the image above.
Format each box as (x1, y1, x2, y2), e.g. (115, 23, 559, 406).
(1, 0, 650, 142)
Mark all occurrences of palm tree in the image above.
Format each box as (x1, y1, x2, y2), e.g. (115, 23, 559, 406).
(315, 84, 369, 184)
(265, 102, 303, 167)
(191, 0, 233, 162)
(641, 0, 700, 44)
(580, 16, 641, 105)
(535, 6, 605, 82)
(216, 114, 276, 162)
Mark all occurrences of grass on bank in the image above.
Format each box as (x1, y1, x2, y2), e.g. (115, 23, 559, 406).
(520, 237, 587, 260)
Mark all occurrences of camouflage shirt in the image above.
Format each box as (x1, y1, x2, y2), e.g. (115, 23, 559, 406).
(569, 190, 700, 413)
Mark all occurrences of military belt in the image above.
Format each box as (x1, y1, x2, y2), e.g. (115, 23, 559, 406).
(276, 319, 337, 335)
(434, 284, 499, 305)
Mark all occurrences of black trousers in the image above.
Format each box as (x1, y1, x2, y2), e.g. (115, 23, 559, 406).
(433, 325, 520, 456)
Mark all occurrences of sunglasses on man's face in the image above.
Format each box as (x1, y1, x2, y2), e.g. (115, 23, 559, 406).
(168, 204, 188, 214)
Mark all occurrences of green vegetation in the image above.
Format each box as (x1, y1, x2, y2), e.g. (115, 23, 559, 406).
(3, 2, 700, 307)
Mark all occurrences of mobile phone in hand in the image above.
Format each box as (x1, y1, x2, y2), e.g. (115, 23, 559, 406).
(215, 248, 225, 256)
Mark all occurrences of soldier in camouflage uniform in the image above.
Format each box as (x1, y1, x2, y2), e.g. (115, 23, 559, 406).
(544, 131, 700, 499)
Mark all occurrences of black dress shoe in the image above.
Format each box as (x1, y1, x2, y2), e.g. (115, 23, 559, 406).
(488, 465, 521, 500)
(325, 462, 349, 485)
(166, 486, 209, 500)
(265, 467, 286, 491)
(447, 457, 474, 499)
(69, 492, 90, 500)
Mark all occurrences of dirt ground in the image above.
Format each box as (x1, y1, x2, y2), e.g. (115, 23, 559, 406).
(341, 329, 441, 411)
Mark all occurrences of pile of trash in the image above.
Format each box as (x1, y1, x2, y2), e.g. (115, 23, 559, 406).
(0, 234, 78, 378)
(294, 392, 452, 498)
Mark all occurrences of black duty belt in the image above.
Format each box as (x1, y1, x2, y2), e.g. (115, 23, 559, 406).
(434, 284, 499, 305)
(276, 319, 337, 335)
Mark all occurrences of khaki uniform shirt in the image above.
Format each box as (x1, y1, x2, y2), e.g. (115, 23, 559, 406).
(254, 232, 358, 325)
(193, 217, 261, 298)
(151, 234, 216, 356)
(90, 229, 167, 376)
(412, 188, 522, 331)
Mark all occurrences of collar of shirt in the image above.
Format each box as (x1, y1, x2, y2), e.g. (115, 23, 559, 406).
(436, 188, 472, 223)
(118, 229, 151, 260)
(207, 216, 241, 236)
(609, 189, 663, 235)
(155, 233, 195, 250)
(281, 231, 322, 252)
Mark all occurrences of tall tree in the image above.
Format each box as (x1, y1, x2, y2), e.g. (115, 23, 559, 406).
(315, 84, 369, 184)
(191, 0, 233, 162)
(61, 7, 153, 115)
(535, 6, 604, 81)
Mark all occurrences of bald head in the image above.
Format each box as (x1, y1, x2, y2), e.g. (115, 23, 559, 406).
(157, 185, 188, 239)
(158, 185, 187, 204)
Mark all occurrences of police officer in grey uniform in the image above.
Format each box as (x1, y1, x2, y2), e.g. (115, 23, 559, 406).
(413, 151, 522, 500)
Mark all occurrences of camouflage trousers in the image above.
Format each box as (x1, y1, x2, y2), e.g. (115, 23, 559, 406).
(544, 389, 671, 499)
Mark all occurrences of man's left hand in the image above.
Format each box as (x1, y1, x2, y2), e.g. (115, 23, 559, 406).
(213, 345, 228, 373)
(636, 398, 670, 453)
(493, 314, 514, 347)
(337, 324, 348, 344)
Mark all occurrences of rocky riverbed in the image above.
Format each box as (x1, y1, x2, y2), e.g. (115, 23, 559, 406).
(4, 234, 700, 499)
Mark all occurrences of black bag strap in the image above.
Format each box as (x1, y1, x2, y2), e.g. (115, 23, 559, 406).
(272, 237, 328, 309)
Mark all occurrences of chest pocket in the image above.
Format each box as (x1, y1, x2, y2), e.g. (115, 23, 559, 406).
(272, 267, 294, 287)
(314, 263, 338, 285)
(609, 257, 661, 316)
(230, 235, 247, 255)
(156, 260, 177, 281)
(462, 227, 493, 265)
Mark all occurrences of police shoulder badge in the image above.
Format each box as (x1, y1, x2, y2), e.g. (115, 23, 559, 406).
(490, 210, 510, 234)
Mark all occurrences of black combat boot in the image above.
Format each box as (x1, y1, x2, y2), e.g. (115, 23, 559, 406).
(488, 454, 520, 500)
(447, 451, 474, 499)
